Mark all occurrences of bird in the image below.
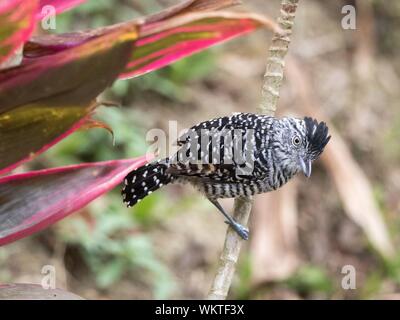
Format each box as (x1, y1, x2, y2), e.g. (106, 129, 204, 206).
(122, 112, 331, 240)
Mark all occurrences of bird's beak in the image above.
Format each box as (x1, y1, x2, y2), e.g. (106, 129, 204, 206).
(299, 157, 312, 178)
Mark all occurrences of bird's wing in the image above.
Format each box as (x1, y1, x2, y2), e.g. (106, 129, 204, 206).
(171, 113, 267, 181)
(177, 113, 258, 146)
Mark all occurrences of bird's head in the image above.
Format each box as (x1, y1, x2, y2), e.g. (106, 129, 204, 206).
(271, 117, 331, 178)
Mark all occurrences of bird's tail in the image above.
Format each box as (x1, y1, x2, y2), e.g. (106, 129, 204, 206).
(122, 159, 173, 207)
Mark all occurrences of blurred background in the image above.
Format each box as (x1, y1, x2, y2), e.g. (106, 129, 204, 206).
(1, 0, 400, 299)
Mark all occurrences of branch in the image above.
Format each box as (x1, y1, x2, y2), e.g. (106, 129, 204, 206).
(207, 196, 253, 299)
(259, 0, 299, 115)
(207, 0, 300, 300)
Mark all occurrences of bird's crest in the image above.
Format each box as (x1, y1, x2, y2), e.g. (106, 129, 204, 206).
(304, 117, 331, 160)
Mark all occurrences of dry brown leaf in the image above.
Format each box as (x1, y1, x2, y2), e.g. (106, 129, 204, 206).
(287, 57, 395, 258)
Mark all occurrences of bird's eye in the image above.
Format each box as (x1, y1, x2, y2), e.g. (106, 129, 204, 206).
(292, 135, 301, 146)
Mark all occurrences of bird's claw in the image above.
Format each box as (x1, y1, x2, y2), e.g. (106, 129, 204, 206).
(224, 220, 249, 240)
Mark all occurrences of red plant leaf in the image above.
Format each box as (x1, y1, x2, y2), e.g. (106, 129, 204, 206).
(0, 25, 137, 174)
(0, 0, 38, 66)
(0, 24, 137, 113)
(122, 11, 274, 79)
(36, 0, 87, 20)
(0, 156, 151, 246)
(0, 0, 85, 67)
(24, 10, 275, 79)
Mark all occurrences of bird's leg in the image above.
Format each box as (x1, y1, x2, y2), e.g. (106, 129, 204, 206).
(207, 198, 249, 240)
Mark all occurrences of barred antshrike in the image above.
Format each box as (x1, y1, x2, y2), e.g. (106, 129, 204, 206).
(122, 113, 331, 240)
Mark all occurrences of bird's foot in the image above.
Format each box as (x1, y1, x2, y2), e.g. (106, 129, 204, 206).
(225, 220, 249, 240)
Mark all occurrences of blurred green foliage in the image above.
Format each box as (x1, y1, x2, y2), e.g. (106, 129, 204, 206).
(0, 250, 12, 284)
(383, 113, 400, 164)
(234, 254, 253, 299)
(59, 193, 175, 298)
(44, 107, 147, 164)
(55, 0, 158, 31)
(285, 265, 334, 297)
(114, 51, 215, 103)
(361, 271, 383, 299)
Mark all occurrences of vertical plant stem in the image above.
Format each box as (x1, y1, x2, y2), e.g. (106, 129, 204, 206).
(207, 196, 252, 300)
(207, 0, 300, 300)
(259, 0, 299, 115)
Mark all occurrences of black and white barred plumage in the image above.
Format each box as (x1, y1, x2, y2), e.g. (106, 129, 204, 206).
(122, 113, 330, 238)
